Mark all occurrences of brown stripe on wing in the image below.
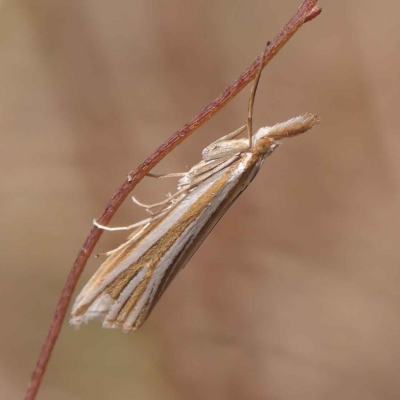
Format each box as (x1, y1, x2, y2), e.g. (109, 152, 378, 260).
(109, 167, 235, 330)
(71, 214, 168, 319)
(132, 156, 263, 329)
(148, 152, 261, 315)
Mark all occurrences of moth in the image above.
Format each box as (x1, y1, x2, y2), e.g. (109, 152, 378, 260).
(70, 54, 319, 332)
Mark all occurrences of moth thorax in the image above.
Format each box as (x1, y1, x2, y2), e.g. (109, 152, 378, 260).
(255, 137, 277, 155)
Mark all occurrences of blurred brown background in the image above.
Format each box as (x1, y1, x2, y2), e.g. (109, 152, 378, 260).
(1, 0, 400, 399)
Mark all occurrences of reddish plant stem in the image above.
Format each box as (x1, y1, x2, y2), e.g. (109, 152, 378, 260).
(25, 1, 321, 399)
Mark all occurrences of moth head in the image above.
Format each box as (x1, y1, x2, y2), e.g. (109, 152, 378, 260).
(253, 113, 320, 155)
(254, 137, 279, 155)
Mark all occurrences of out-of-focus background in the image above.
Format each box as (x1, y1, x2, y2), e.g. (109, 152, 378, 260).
(2, 1, 400, 399)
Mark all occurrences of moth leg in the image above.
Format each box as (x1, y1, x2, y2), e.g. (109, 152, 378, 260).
(128, 171, 186, 182)
(131, 196, 152, 208)
(211, 124, 247, 145)
(132, 184, 188, 211)
(131, 196, 156, 215)
(93, 207, 169, 232)
(178, 155, 239, 190)
(96, 187, 188, 257)
(202, 126, 248, 160)
(128, 171, 188, 215)
(132, 187, 186, 210)
(146, 172, 186, 179)
(97, 245, 126, 258)
(96, 223, 150, 257)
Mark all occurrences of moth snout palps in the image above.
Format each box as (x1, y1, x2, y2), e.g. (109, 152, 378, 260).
(70, 54, 320, 333)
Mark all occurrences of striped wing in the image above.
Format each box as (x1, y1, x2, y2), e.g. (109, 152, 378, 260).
(71, 152, 262, 332)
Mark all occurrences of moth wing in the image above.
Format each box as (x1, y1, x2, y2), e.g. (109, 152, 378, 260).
(70, 216, 167, 332)
(71, 155, 256, 332)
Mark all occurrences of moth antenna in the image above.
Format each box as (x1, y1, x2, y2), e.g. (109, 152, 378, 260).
(247, 46, 267, 148)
